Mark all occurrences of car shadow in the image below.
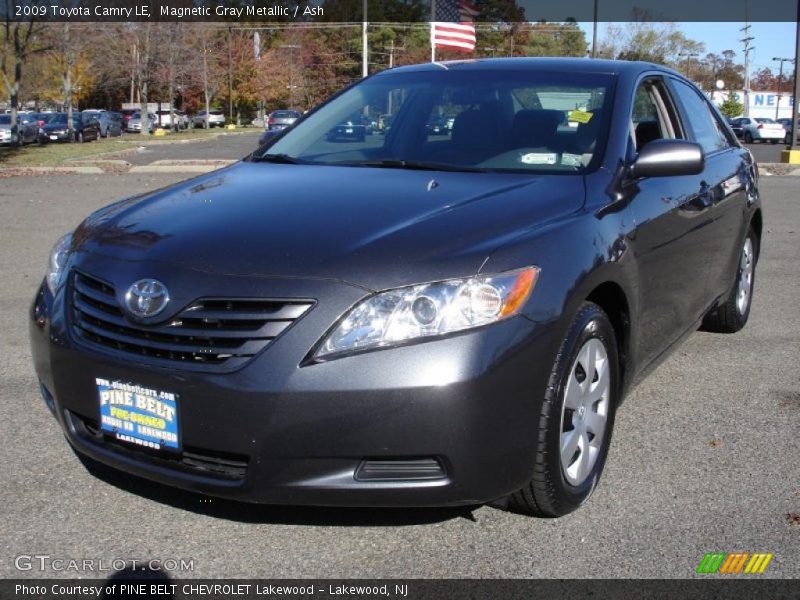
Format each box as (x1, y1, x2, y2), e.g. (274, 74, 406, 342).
(77, 454, 480, 527)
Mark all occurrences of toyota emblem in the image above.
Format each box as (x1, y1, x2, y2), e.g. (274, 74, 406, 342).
(124, 279, 170, 319)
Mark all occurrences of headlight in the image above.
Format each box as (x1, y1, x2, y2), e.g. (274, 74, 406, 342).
(46, 233, 73, 294)
(316, 267, 539, 358)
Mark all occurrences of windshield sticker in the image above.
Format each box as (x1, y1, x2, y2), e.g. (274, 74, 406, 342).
(568, 110, 593, 124)
(561, 153, 583, 167)
(521, 153, 558, 165)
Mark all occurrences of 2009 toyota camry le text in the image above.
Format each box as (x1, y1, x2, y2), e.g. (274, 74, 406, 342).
(30, 58, 761, 517)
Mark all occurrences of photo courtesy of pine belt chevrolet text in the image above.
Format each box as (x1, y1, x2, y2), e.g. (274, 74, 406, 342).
(30, 58, 761, 517)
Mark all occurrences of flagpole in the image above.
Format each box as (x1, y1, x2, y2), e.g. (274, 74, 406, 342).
(362, 0, 369, 77)
(430, 0, 436, 62)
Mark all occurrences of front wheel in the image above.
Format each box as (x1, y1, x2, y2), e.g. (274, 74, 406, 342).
(701, 227, 758, 333)
(510, 302, 619, 517)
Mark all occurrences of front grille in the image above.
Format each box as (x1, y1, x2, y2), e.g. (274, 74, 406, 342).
(69, 271, 313, 372)
(69, 411, 248, 481)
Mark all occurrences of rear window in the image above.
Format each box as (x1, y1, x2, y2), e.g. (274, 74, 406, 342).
(273, 111, 299, 118)
(0, 115, 10, 124)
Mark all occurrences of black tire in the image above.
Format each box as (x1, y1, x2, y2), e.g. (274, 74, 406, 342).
(744, 131, 753, 144)
(771, 139, 779, 144)
(77, 131, 84, 143)
(701, 226, 758, 333)
(509, 302, 620, 517)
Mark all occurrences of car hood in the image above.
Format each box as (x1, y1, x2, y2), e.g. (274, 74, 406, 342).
(43, 123, 70, 131)
(72, 162, 585, 291)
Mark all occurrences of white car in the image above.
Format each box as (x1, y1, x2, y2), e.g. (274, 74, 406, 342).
(155, 110, 189, 130)
(192, 109, 226, 128)
(733, 117, 786, 144)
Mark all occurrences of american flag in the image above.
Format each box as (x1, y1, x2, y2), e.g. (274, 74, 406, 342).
(431, 0, 479, 53)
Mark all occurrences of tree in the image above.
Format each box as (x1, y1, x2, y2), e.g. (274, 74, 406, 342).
(525, 21, 587, 57)
(1, 1, 48, 144)
(696, 50, 744, 92)
(719, 95, 743, 118)
(599, 21, 704, 68)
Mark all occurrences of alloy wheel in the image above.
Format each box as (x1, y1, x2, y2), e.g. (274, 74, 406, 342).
(737, 237, 754, 316)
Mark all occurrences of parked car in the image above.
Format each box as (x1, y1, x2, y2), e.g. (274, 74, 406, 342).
(257, 128, 282, 147)
(126, 112, 156, 134)
(0, 113, 41, 145)
(83, 110, 111, 137)
(193, 109, 226, 128)
(155, 109, 189, 131)
(107, 112, 124, 137)
(120, 109, 138, 127)
(426, 115, 450, 136)
(730, 116, 785, 143)
(776, 117, 798, 144)
(31, 58, 761, 518)
(267, 110, 301, 131)
(326, 115, 367, 142)
(40, 112, 101, 143)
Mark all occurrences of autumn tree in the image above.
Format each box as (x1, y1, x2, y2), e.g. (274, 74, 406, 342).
(598, 21, 704, 68)
(1, 0, 48, 144)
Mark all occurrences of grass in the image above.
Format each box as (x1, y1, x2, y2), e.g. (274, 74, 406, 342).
(0, 127, 250, 167)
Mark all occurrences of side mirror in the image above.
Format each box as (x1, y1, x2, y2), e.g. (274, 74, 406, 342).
(629, 139, 704, 178)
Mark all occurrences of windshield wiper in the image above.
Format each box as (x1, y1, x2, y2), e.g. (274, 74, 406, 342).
(336, 159, 488, 173)
(252, 153, 302, 164)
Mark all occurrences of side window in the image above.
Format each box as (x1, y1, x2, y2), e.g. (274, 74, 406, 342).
(630, 79, 676, 153)
(671, 79, 729, 153)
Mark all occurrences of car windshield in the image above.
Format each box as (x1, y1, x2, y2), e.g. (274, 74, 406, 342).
(755, 118, 775, 123)
(40, 113, 70, 124)
(259, 68, 614, 174)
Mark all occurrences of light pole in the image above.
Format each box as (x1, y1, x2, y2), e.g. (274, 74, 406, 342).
(280, 44, 300, 109)
(772, 57, 794, 120)
(678, 52, 699, 80)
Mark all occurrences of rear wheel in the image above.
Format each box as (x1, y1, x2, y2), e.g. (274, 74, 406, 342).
(702, 227, 758, 333)
(744, 131, 753, 143)
(510, 302, 619, 517)
(771, 139, 779, 144)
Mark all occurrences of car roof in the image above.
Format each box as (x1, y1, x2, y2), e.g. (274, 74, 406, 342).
(384, 57, 678, 77)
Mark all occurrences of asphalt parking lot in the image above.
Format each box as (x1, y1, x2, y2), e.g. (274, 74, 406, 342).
(1, 170, 798, 579)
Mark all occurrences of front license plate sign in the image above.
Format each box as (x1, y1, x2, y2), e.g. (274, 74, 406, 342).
(96, 378, 180, 451)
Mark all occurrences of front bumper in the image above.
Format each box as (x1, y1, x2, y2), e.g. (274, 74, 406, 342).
(30, 259, 560, 507)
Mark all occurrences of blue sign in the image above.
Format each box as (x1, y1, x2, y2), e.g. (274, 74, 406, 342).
(96, 378, 180, 451)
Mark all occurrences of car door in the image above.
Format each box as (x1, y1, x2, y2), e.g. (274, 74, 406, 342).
(668, 77, 753, 306)
(19, 115, 35, 143)
(729, 118, 743, 139)
(625, 76, 716, 368)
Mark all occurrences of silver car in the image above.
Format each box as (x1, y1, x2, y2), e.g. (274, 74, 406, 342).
(127, 112, 156, 133)
(0, 113, 40, 145)
(193, 109, 226, 128)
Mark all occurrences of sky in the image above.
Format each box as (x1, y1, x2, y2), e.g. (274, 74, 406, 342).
(576, 21, 797, 74)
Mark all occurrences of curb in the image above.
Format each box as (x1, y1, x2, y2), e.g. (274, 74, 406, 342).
(127, 165, 233, 173)
(0, 166, 104, 175)
(758, 162, 800, 176)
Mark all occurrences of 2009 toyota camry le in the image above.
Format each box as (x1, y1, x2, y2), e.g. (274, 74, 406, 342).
(30, 58, 761, 517)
